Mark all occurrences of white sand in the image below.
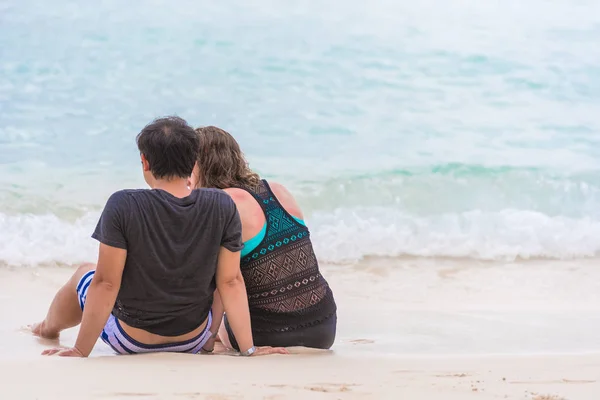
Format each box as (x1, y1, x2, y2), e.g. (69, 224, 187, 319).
(1, 352, 599, 399)
(1, 259, 599, 399)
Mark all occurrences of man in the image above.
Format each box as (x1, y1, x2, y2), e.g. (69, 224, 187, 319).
(31, 116, 286, 357)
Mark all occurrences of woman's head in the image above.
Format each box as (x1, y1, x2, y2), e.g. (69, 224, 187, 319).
(194, 126, 260, 189)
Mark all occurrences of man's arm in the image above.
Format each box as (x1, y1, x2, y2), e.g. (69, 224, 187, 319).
(215, 246, 254, 352)
(74, 243, 126, 356)
(215, 193, 287, 357)
(200, 289, 224, 352)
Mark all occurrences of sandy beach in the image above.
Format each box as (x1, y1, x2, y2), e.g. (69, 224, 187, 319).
(3, 0, 600, 398)
(1, 350, 599, 399)
(2, 259, 599, 399)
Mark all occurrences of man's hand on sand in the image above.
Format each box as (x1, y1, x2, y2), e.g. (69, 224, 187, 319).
(200, 336, 216, 354)
(41, 347, 86, 357)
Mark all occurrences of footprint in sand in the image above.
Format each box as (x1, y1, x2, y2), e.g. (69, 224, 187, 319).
(349, 339, 375, 345)
(307, 385, 351, 393)
(268, 383, 358, 393)
(434, 373, 469, 378)
(511, 379, 596, 385)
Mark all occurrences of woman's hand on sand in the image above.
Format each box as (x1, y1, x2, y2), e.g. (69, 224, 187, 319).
(251, 346, 289, 356)
(41, 347, 86, 357)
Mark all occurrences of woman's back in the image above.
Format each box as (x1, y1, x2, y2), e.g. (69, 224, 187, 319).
(225, 181, 303, 243)
(193, 125, 337, 349)
(224, 180, 337, 348)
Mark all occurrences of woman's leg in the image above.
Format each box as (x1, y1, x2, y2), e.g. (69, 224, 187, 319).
(30, 263, 96, 339)
(218, 317, 234, 350)
(252, 314, 337, 349)
(202, 291, 236, 352)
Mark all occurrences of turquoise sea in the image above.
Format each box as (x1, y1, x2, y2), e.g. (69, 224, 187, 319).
(1, 0, 600, 266)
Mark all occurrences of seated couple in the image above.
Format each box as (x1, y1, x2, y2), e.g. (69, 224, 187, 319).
(31, 116, 337, 357)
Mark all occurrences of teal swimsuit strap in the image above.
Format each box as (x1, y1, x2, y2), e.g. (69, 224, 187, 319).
(241, 216, 305, 257)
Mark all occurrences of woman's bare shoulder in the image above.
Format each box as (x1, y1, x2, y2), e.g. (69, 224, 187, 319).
(222, 187, 249, 199)
(267, 182, 304, 220)
(267, 181, 292, 195)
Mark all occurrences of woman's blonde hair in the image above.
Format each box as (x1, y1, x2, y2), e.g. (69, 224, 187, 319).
(194, 126, 261, 189)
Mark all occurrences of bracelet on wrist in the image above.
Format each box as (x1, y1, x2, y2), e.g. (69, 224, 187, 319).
(239, 346, 256, 356)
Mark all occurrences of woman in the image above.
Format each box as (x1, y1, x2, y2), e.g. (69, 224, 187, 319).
(193, 126, 337, 350)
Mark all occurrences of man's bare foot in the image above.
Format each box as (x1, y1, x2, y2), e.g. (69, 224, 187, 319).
(29, 321, 59, 339)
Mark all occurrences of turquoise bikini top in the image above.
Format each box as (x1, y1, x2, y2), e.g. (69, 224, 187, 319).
(241, 216, 305, 257)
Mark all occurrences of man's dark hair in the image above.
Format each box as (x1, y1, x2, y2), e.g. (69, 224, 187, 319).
(136, 116, 199, 179)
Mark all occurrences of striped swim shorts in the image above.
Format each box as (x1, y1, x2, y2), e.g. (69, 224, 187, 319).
(76, 270, 212, 355)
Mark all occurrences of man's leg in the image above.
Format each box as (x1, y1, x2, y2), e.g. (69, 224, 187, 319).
(30, 263, 96, 339)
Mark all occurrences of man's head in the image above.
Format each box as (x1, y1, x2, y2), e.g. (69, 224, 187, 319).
(136, 116, 199, 186)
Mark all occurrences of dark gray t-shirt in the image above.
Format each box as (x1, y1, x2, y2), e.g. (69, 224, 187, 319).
(92, 188, 243, 336)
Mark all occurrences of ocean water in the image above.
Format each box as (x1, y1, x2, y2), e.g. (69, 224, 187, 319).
(1, 0, 600, 266)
